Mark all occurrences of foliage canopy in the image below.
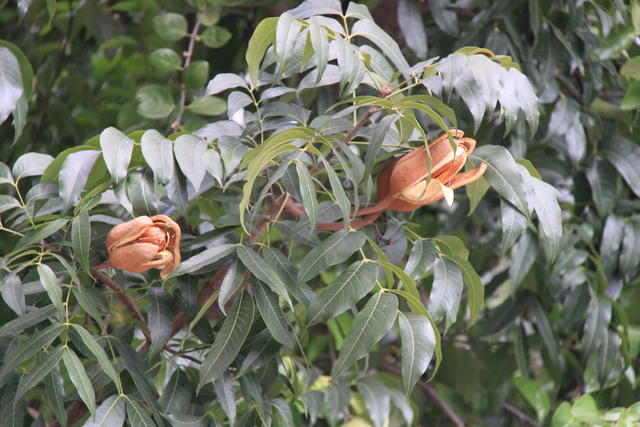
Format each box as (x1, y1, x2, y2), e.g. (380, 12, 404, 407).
(1, 0, 640, 426)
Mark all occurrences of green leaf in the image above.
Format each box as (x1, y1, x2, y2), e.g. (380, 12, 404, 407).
(254, 284, 294, 349)
(153, 13, 187, 42)
(0, 305, 56, 337)
(275, 12, 302, 77)
(364, 115, 396, 176)
(633, 0, 640, 33)
(201, 26, 232, 48)
(237, 246, 291, 305)
(0, 194, 20, 213)
(466, 175, 489, 216)
(214, 373, 236, 423)
(184, 60, 209, 88)
(351, 19, 410, 77)
(320, 155, 352, 229)
(296, 162, 318, 229)
(70, 324, 121, 391)
(100, 127, 133, 184)
(62, 347, 96, 417)
(140, 129, 174, 184)
(531, 297, 559, 359)
(290, 0, 342, 17)
(239, 127, 314, 229)
(521, 170, 562, 261)
(15, 346, 64, 403)
(374, 260, 420, 301)
(429, 0, 458, 35)
(427, 257, 463, 328)
(621, 80, 640, 110)
(127, 399, 156, 427)
(0, 47, 24, 126)
(15, 218, 68, 249)
(0, 323, 63, 381)
(513, 376, 550, 421)
(272, 399, 295, 427)
(334, 292, 398, 376)
(136, 85, 175, 119)
(441, 254, 484, 321)
(585, 159, 617, 218)
(307, 261, 377, 325)
(397, 0, 427, 58)
(621, 56, 640, 79)
(111, 337, 165, 426)
(571, 394, 600, 422)
(158, 370, 191, 416)
(309, 16, 329, 82)
(0, 40, 33, 101)
(206, 73, 248, 95)
(602, 137, 640, 198)
(297, 230, 366, 283)
(71, 210, 92, 274)
(45, 368, 67, 427)
(404, 238, 437, 280)
(500, 200, 528, 252)
(186, 96, 226, 116)
(170, 243, 236, 276)
(198, 292, 255, 389)
(593, 27, 635, 61)
(472, 145, 529, 215)
(174, 134, 207, 191)
(356, 377, 390, 427)
(12, 152, 53, 180)
(149, 48, 181, 72)
(148, 288, 175, 355)
(620, 218, 640, 275)
(398, 311, 435, 395)
(59, 149, 101, 213)
(246, 17, 278, 86)
(36, 264, 64, 319)
(163, 414, 206, 427)
(509, 232, 537, 289)
(84, 395, 125, 427)
(2, 274, 24, 315)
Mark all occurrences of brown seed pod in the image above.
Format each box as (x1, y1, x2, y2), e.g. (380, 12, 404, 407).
(317, 130, 487, 230)
(106, 215, 181, 279)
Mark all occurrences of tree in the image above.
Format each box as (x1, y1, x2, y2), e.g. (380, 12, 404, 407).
(0, 0, 639, 426)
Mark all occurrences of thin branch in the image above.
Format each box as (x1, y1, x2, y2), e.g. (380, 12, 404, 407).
(503, 402, 541, 427)
(310, 85, 392, 175)
(90, 264, 151, 347)
(310, 105, 379, 174)
(171, 10, 203, 131)
(379, 364, 466, 427)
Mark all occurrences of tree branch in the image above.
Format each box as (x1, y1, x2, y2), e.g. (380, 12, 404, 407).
(310, 105, 379, 174)
(90, 264, 151, 347)
(379, 364, 466, 427)
(171, 10, 203, 131)
(503, 402, 541, 427)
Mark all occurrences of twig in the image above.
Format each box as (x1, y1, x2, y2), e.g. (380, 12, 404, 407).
(164, 347, 202, 364)
(171, 10, 203, 131)
(503, 402, 541, 427)
(309, 105, 379, 174)
(90, 264, 151, 347)
(379, 364, 465, 427)
(310, 85, 392, 175)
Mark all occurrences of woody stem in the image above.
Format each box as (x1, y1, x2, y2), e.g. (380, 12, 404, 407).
(90, 264, 152, 346)
(310, 105, 379, 175)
